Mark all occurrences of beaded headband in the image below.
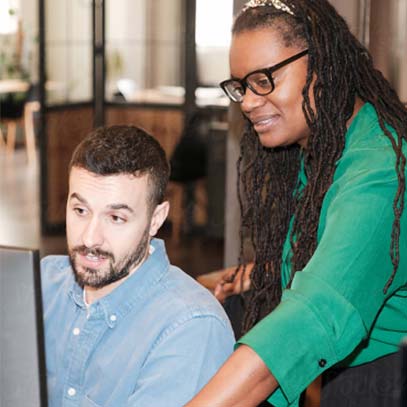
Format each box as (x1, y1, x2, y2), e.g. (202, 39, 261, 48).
(242, 0, 295, 16)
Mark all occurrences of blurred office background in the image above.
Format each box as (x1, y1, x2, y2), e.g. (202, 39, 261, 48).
(0, 0, 406, 278)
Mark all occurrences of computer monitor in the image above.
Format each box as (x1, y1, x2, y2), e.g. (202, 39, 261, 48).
(0, 246, 48, 406)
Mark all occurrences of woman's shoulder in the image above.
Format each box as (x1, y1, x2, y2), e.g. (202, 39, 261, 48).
(345, 103, 398, 150)
(335, 103, 403, 179)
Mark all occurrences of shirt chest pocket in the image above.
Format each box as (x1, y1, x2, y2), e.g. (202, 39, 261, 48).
(82, 395, 103, 407)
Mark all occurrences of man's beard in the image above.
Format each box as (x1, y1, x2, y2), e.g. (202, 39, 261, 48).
(69, 228, 150, 289)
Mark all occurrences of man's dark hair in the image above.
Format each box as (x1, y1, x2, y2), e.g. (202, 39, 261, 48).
(233, 1, 407, 332)
(69, 125, 170, 209)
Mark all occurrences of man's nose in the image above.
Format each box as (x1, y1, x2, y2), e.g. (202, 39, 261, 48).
(82, 217, 104, 248)
(241, 87, 267, 115)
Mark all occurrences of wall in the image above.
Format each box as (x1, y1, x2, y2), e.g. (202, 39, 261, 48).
(370, 0, 407, 102)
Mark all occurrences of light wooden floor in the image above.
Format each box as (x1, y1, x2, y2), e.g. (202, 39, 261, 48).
(0, 147, 224, 277)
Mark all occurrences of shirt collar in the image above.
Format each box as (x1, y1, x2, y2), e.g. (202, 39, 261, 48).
(69, 238, 169, 327)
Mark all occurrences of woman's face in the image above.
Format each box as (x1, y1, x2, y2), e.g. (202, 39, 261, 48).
(229, 27, 312, 148)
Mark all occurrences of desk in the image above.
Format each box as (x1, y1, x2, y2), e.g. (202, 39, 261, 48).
(111, 85, 229, 108)
(0, 79, 30, 94)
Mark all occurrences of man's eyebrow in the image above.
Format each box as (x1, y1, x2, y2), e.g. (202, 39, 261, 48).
(108, 204, 134, 213)
(69, 193, 134, 213)
(69, 192, 88, 204)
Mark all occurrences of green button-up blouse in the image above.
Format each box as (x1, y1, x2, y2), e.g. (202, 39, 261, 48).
(238, 103, 407, 407)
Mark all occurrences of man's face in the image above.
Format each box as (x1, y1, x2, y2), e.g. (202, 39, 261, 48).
(66, 167, 156, 289)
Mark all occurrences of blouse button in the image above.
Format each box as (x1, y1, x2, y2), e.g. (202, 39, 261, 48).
(67, 387, 76, 397)
(318, 359, 327, 368)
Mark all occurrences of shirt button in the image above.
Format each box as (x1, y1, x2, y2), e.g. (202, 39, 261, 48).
(110, 314, 117, 322)
(72, 327, 80, 336)
(318, 359, 327, 367)
(67, 387, 76, 397)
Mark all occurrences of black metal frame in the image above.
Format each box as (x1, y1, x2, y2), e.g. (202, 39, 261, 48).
(38, 0, 49, 234)
(183, 0, 197, 119)
(93, 0, 105, 128)
(32, 248, 49, 406)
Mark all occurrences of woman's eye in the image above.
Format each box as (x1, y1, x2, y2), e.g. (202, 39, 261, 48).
(256, 78, 270, 89)
(250, 73, 271, 91)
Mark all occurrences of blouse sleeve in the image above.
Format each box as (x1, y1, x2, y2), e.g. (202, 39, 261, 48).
(238, 148, 407, 406)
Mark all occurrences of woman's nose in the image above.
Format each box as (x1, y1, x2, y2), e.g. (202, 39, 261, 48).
(240, 87, 267, 115)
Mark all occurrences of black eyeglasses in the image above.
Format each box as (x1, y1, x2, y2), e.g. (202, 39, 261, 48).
(220, 49, 309, 103)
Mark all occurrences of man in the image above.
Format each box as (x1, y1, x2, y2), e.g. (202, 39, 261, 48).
(41, 125, 234, 407)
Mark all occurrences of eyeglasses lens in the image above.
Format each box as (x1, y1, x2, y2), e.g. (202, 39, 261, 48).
(247, 72, 273, 95)
(223, 73, 274, 103)
(224, 81, 245, 103)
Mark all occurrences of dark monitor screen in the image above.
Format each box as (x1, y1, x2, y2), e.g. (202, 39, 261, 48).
(0, 246, 48, 407)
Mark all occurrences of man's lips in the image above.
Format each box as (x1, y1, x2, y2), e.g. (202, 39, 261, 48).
(73, 247, 112, 268)
(77, 252, 108, 268)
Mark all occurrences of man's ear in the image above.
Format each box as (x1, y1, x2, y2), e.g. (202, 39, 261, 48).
(149, 201, 170, 237)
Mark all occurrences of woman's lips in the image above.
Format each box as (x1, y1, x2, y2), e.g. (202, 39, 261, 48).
(252, 115, 280, 133)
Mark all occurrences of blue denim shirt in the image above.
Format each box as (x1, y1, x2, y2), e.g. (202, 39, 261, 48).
(41, 239, 234, 407)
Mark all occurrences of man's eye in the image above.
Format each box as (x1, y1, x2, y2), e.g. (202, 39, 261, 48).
(111, 215, 125, 224)
(73, 207, 86, 216)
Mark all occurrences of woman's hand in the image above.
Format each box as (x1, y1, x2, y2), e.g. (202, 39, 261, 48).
(214, 263, 253, 303)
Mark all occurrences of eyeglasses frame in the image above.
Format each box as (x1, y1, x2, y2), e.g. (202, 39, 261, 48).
(220, 49, 309, 102)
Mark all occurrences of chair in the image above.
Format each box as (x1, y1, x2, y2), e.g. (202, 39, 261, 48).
(166, 110, 210, 243)
(0, 86, 39, 164)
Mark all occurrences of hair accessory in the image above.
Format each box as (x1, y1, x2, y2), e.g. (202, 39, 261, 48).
(242, 0, 295, 16)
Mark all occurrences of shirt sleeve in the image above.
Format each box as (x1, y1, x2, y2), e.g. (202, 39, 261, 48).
(127, 314, 235, 407)
(238, 163, 406, 406)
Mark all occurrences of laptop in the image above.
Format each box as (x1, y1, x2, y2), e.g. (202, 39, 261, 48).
(0, 245, 48, 406)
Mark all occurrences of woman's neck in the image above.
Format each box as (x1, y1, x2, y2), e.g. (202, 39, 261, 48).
(346, 97, 365, 129)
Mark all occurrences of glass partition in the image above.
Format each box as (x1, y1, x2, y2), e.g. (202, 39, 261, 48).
(45, 0, 92, 104)
(0, 0, 38, 82)
(195, 0, 232, 107)
(105, 0, 184, 104)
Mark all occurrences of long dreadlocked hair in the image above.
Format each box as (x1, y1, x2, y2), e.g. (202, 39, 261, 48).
(233, 0, 407, 333)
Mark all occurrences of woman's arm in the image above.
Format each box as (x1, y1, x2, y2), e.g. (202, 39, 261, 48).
(184, 345, 278, 407)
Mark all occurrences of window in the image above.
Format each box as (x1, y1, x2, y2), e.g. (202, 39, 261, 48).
(195, 0, 233, 87)
(0, 0, 19, 34)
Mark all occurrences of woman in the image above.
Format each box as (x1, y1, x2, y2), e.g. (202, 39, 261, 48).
(186, 0, 407, 406)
